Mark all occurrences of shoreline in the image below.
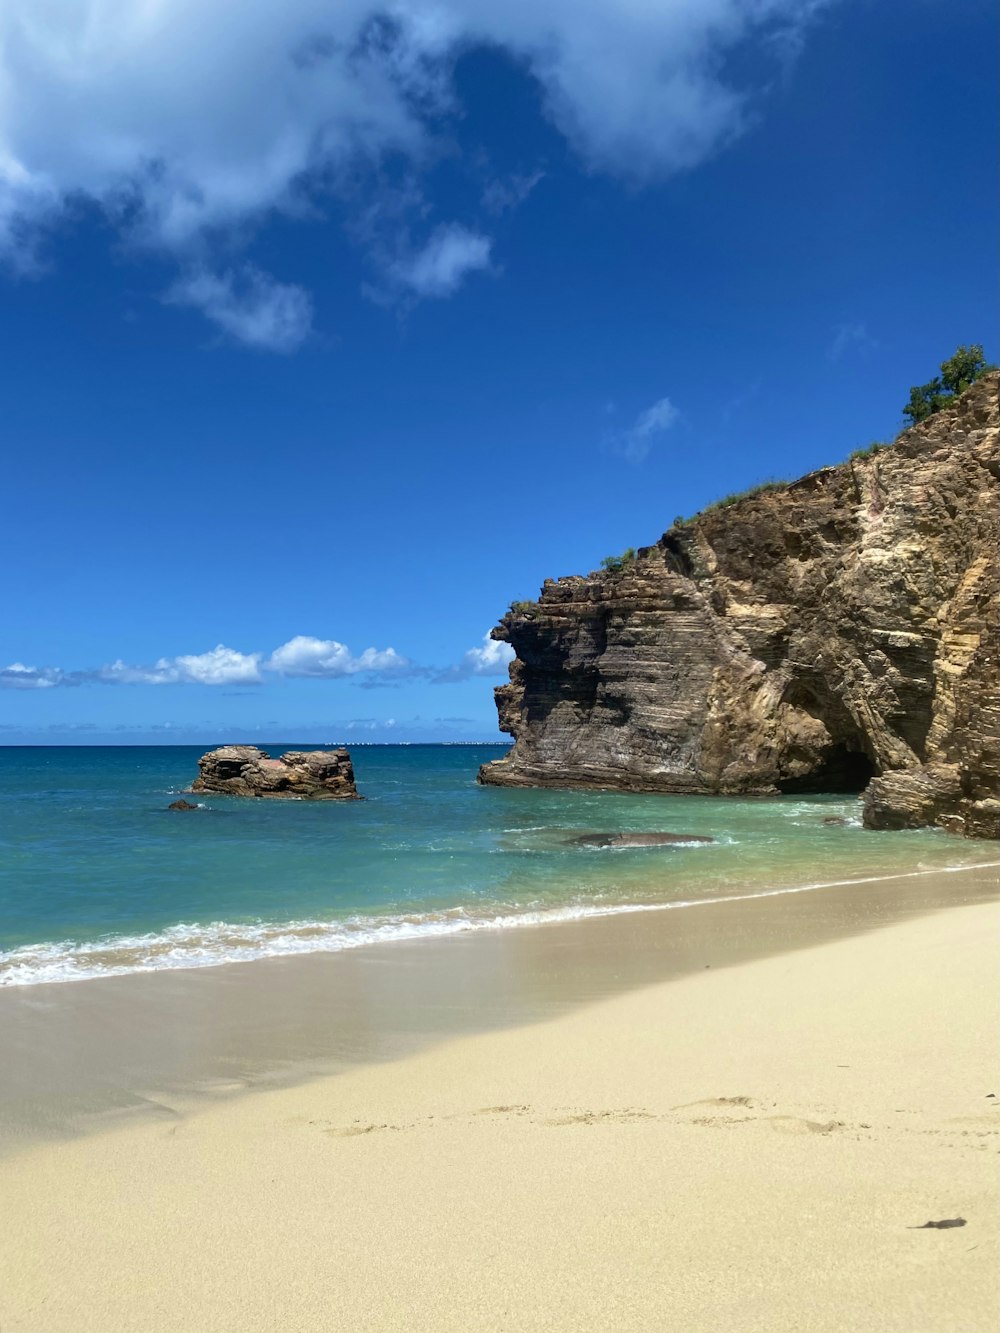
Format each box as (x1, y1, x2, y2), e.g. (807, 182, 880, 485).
(1, 861, 996, 1153)
(2, 845, 996, 989)
(1, 872, 996, 1331)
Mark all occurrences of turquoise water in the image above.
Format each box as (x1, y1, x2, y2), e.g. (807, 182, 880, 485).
(0, 745, 995, 986)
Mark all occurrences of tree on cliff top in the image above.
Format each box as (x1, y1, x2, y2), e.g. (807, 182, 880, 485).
(902, 344, 995, 425)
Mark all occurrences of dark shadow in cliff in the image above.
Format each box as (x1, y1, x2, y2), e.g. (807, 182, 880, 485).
(777, 682, 877, 794)
(776, 744, 875, 795)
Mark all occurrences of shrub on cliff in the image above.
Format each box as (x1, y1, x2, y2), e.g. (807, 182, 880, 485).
(601, 547, 637, 573)
(701, 479, 788, 513)
(849, 440, 888, 460)
(903, 344, 995, 425)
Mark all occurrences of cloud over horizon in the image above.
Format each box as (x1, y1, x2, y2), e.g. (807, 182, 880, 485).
(1, 633, 513, 689)
(435, 632, 515, 681)
(266, 635, 410, 678)
(0, 0, 830, 345)
(99, 646, 265, 687)
(0, 663, 64, 690)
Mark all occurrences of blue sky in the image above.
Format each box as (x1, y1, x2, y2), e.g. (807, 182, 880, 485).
(1, 0, 996, 744)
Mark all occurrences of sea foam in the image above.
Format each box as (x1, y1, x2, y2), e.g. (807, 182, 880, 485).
(1, 860, 993, 988)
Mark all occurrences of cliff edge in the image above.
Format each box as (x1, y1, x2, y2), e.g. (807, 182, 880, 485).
(479, 373, 999, 838)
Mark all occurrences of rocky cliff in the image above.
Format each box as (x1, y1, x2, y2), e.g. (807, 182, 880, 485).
(479, 374, 999, 838)
(192, 746, 360, 799)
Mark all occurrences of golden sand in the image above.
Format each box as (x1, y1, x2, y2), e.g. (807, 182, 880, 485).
(1, 880, 997, 1331)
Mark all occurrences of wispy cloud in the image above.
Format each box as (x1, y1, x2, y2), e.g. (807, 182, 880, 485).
(386, 224, 493, 299)
(828, 321, 878, 362)
(344, 716, 398, 732)
(609, 396, 680, 464)
(165, 266, 313, 352)
(481, 170, 545, 216)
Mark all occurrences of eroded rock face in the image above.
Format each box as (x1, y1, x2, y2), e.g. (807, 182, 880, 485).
(480, 374, 999, 839)
(191, 746, 360, 800)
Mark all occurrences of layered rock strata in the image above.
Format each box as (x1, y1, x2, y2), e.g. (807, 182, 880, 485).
(479, 374, 999, 838)
(192, 746, 360, 799)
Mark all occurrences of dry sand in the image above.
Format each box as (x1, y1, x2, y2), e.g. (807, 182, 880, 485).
(1, 880, 997, 1332)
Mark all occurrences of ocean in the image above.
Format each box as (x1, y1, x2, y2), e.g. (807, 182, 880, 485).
(1, 744, 995, 987)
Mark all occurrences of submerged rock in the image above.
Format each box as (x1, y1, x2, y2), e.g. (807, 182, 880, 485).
(479, 374, 999, 839)
(570, 832, 714, 848)
(191, 746, 360, 800)
(167, 799, 200, 811)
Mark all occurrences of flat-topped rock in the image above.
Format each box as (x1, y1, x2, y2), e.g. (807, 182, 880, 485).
(191, 746, 360, 800)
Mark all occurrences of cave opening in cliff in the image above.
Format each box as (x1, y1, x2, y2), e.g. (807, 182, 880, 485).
(776, 744, 875, 795)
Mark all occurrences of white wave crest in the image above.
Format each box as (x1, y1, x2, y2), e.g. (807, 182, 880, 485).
(1, 860, 994, 988)
(0, 902, 643, 987)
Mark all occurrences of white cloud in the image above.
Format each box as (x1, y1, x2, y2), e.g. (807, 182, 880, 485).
(0, 1, 830, 339)
(613, 396, 680, 464)
(4, 631, 522, 691)
(165, 266, 313, 352)
(98, 646, 263, 685)
(0, 662, 64, 689)
(437, 633, 515, 681)
(267, 635, 410, 677)
(173, 646, 264, 685)
(389, 224, 493, 298)
(1, 636, 411, 688)
(95, 660, 173, 686)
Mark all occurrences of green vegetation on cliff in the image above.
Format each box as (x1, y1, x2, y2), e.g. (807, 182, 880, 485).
(611, 346, 995, 559)
(600, 547, 637, 573)
(903, 344, 994, 425)
(849, 440, 888, 461)
(700, 479, 788, 514)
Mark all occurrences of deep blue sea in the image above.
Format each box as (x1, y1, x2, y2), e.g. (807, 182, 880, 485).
(0, 745, 994, 986)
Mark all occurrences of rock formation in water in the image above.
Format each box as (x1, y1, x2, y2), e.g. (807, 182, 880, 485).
(569, 832, 715, 848)
(479, 373, 999, 839)
(191, 746, 360, 800)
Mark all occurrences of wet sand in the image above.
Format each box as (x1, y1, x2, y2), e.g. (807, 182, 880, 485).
(0, 864, 997, 1330)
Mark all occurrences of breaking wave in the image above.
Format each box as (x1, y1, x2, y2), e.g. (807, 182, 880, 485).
(1, 860, 993, 988)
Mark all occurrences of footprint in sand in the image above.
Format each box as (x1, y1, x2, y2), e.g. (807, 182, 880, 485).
(669, 1097, 849, 1136)
(322, 1103, 677, 1137)
(765, 1116, 845, 1136)
(324, 1120, 408, 1137)
(539, 1108, 654, 1127)
(671, 1095, 756, 1112)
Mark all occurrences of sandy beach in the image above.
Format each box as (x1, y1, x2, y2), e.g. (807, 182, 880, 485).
(1, 865, 997, 1332)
